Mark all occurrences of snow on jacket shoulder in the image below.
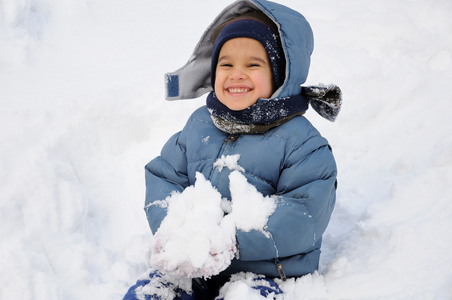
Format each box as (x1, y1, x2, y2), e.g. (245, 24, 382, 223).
(145, 106, 337, 278)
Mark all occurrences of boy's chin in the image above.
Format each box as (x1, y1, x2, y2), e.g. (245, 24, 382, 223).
(218, 98, 258, 111)
(224, 104, 255, 111)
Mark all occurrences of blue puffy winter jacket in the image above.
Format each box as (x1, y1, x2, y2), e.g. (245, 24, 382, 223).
(145, 0, 337, 279)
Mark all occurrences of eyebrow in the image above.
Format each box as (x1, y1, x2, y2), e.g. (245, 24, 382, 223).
(249, 56, 268, 64)
(217, 56, 268, 64)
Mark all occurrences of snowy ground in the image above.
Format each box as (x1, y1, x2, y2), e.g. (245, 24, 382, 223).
(1, 0, 452, 299)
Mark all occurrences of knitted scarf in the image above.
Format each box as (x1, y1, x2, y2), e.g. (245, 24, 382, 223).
(206, 84, 342, 134)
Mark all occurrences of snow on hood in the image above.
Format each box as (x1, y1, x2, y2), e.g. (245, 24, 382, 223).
(164, 0, 314, 101)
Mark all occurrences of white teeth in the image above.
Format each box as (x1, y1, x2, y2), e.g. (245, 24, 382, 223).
(228, 88, 249, 94)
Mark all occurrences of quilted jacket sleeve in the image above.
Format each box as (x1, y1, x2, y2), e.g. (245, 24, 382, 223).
(236, 141, 337, 261)
(144, 131, 190, 234)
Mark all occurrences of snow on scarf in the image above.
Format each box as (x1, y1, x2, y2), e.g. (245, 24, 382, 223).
(207, 84, 342, 134)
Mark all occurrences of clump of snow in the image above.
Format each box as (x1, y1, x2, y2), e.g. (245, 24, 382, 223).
(228, 171, 277, 235)
(213, 155, 277, 234)
(137, 270, 192, 299)
(150, 166, 277, 279)
(213, 154, 245, 172)
(216, 272, 279, 300)
(150, 172, 237, 279)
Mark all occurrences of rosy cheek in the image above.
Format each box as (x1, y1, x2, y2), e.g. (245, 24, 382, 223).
(214, 75, 222, 91)
(255, 75, 269, 87)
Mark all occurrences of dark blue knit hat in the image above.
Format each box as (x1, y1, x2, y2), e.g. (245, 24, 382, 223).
(211, 18, 286, 93)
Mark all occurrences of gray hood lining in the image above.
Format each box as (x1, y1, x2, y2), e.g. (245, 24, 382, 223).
(164, 1, 272, 100)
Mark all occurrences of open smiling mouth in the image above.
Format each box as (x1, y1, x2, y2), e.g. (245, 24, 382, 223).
(227, 87, 252, 94)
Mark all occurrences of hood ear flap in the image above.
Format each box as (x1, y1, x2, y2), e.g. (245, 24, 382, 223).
(302, 84, 342, 122)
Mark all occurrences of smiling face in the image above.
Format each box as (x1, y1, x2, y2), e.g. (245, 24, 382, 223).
(214, 38, 273, 111)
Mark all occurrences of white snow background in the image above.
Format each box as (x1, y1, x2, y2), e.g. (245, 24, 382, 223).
(1, 0, 452, 299)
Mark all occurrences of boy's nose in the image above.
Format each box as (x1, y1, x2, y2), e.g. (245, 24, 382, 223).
(229, 68, 246, 80)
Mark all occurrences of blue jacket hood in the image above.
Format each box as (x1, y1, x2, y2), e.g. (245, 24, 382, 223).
(165, 0, 314, 101)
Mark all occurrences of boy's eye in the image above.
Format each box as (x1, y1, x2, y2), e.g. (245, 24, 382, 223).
(220, 63, 233, 67)
(248, 63, 260, 68)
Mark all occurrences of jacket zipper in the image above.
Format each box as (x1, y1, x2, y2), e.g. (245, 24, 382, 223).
(223, 134, 238, 143)
(209, 134, 239, 186)
(275, 258, 287, 281)
(221, 133, 287, 281)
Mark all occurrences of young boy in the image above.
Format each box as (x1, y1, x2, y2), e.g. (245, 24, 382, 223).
(124, 0, 341, 299)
